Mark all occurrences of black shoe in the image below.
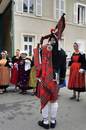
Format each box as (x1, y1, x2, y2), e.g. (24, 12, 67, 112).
(76, 98, 80, 102)
(19, 91, 23, 94)
(19, 90, 27, 94)
(50, 120, 57, 128)
(3, 89, 7, 93)
(70, 96, 76, 100)
(38, 120, 49, 129)
(31, 92, 35, 96)
(22, 91, 27, 95)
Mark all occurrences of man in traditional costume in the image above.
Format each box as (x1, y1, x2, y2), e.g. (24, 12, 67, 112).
(34, 14, 66, 129)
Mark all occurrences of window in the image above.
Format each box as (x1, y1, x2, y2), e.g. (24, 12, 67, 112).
(23, 35, 35, 56)
(23, 0, 28, 12)
(24, 45, 28, 50)
(23, 0, 34, 13)
(29, 0, 34, 13)
(74, 3, 86, 24)
(16, 0, 34, 14)
(29, 45, 32, 56)
(16, 0, 42, 16)
(29, 37, 32, 42)
(54, 0, 65, 20)
(24, 36, 28, 41)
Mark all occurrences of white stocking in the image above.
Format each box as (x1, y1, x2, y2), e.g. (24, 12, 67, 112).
(42, 103, 49, 124)
(50, 102, 58, 123)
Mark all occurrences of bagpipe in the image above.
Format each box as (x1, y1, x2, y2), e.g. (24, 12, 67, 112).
(40, 13, 66, 45)
(39, 13, 66, 88)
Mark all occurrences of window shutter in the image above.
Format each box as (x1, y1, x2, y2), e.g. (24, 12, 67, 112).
(85, 7, 86, 24)
(36, 0, 42, 16)
(54, 0, 65, 20)
(74, 3, 78, 23)
(56, 0, 59, 9)
(79, 6, 82, 24)
(54, 0, 59, 19)
(16, 0, 23, 13)
(29, 0, 34, 13)
(61, 0, 64, 10)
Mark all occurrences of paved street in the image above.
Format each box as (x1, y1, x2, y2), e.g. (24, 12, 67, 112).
(0, 87, 86, 130)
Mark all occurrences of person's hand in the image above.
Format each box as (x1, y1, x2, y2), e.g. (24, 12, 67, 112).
(14, 63, 18, 70)
(9, 62, 13, 67)
(36, 78, 41, 82)
(79, 69, 84, 73)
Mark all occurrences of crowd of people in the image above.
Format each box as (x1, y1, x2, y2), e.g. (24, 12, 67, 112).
(0, 49, 37, 94)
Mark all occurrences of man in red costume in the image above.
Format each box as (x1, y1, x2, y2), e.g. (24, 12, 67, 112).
(34, 14, 65, 129)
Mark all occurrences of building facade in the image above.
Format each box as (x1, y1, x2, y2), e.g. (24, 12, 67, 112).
(0, 0, 86, 56)
(14, 0, 65, 57)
